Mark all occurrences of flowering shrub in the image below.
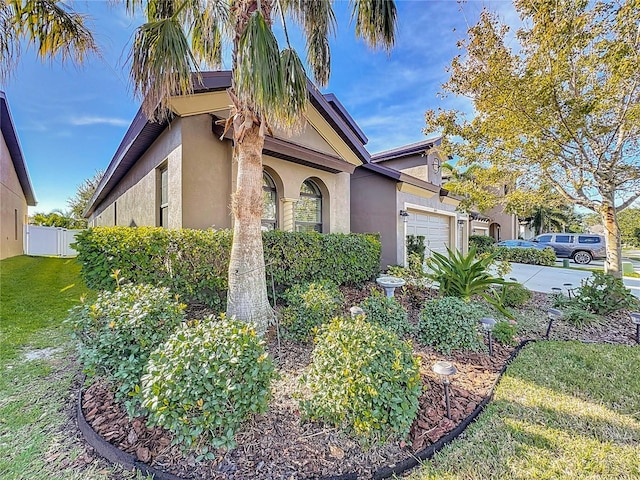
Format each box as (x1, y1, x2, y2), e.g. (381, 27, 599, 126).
(141, 315, 275, 454)
(301, 317, 421, 442)
(68, 284, 185, 413)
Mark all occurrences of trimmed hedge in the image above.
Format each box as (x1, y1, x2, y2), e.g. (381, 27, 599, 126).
(74, 227, 380, 308)
(494, 246, 556, 266)
(469, 234, 495, 255)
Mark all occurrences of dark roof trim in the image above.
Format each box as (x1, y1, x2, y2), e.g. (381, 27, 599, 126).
(86, 71, 370, 217)
(371, 137, 442, 163)
(361, 162, 440, 194)
(1, 91, 36, 206)
(322, 93, 368, 145)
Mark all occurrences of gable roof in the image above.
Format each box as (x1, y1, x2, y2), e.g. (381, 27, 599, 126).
(86, 71, 370, 217)
(1, 91, 37, 206)
(371, 137, 442, 163)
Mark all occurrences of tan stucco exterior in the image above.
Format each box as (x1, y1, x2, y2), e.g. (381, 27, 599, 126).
(0, 134, 28, 259)
(90, 112, 352, 234)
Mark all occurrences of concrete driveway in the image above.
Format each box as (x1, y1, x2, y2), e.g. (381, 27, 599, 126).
(502, 263, 640, 299)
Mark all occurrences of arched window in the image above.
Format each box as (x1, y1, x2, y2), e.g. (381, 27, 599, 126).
(262, 171, 278, 230)
(295, 180, 322, 233)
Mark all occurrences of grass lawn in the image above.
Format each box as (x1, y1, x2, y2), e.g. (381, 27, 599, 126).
(409, 341, 640, 480)
(0, 256, 142, 480)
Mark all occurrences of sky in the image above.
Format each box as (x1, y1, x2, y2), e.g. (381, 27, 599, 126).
(2, 0, 520, 215)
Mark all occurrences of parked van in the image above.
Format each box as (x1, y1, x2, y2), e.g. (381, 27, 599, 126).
(533, 233, 606, 264)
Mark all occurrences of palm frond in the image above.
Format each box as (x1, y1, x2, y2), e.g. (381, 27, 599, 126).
(284, 0, 336, 87)
(190, 3, 225, 69)
(234, 10, 283, 124)
(278, 47, 308, 130)
(9, 0, 98, 68)
(350, 0, 396, 52)
(129, 14, 196, 120)
(0, 3, 20, 81)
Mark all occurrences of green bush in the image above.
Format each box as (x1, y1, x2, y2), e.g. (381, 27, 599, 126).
(141, 315, 275, 454)
(419, 297, 485, 354)
(301, 316, 421, 441)
(469, 235, 495, 255)
(74, 227, 381, 308)
(280, 282, 343, 341)
(406, 235, 426, 265)
(562, 307, 603, 328)
(574, 271, 639, 315)
(67, 284, 185, 412)
(386, 253, 430, 286)
(74, 227, 231, 309)
(359, 289, 412, 337)
(492, 320, 518, 346)
(494, 246, 556, 266)
(500, 283, 533, 307)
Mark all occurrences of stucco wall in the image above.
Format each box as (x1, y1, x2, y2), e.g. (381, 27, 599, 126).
(181, 114, 232, 229)
(0, 134, 28, 259)
(91, 119, 183, 228)
(375, 152, 443, 186)
(485, 204, 518, 241)
(350, 168, 398, 268)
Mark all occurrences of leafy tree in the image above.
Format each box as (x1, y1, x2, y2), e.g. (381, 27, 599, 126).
(66, 169, 104, 228)
(3, 1, 397, 332)
(618, 208, 640, 247)
(31, 209, 84, 229)
(426, 0, 640, 277)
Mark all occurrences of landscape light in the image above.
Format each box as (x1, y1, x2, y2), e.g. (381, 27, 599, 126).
(546, 308, 563, 339)
(432, 361, 457, 420)
(349, 306, 364, 319)
(480, 317, 497, 356)
(630, 312, 640, 344)
(563, 283, 574, 299)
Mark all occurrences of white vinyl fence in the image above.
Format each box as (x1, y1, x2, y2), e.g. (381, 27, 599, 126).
(24, 225, 82, 257)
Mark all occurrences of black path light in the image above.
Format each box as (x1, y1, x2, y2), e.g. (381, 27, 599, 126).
(551, 287, 563, 296)
(630, 312, 640, 344)
(432, 361, 457, 420)
(563, 283, 574, 299)
(479, 317, 496, 356)
(546, 308, 563, 339)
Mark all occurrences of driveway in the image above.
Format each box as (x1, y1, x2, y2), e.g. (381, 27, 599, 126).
(503, 263, 640, 299)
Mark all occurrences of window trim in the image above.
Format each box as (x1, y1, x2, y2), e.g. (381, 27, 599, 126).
(158, 165, 168, 228)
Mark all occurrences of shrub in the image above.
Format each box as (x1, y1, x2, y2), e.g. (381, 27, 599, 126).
(561, 307, 603, 328)
(419, 297, 485, 354)
(500, 283, 533, 307)
(386, 253, 430, 286)
(141, 315, 275, 454)
(406, 235, 426, 265)
(492, 320, 518, 346)
(301, 316, 421, 441)
(68, 284, 185, 412)
(425, 247, 514, 317)
(494, 246, 556, 266)
(469, 235, 495, 255)
(574, 271, 639, 315)
(74, 227, 381, 307)
(280, 282, 343, 341)
(359, 289, 412, 337)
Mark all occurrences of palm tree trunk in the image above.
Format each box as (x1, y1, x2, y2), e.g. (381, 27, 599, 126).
(600, 194, 622, 278)
(226, 123, 273, 334)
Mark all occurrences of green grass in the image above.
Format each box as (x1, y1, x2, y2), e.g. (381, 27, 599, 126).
(409, 341, 640, 480)
(0, 256, 142, 480)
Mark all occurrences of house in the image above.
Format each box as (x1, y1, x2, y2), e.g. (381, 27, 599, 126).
(86, 72, 366, 233)
(351, 139, 467, 268)
(1, 91, 37, 260)
(85, 72, 468, 270)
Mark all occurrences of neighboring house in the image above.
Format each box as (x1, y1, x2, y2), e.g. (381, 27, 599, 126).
(1, 91, 37, 260)
(86, 72, 368, 233)
(351, 139, 467, 268)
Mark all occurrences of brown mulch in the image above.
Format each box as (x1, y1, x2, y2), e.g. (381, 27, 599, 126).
(78, 286, 639, 480)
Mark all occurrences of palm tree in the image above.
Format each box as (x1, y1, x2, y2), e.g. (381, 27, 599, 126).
(3, 0, 397, 333)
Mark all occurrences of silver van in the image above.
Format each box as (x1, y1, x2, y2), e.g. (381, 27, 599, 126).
(533, 233, 606, 264)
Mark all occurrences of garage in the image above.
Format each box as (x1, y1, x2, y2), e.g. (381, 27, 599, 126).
(406, 210, 452, 258)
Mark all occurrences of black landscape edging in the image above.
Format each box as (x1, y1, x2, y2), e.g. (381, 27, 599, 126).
(77, 340, 535, 480)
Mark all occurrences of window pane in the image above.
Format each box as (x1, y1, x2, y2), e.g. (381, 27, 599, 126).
(578, 236, 600, 244)
(538, 235, 552, 242)
(296, 223, 321, 233)
(295, 196, 321, 223)
(161, 169, 168, 205)
(160, 206, 168, 227)
(555, 235, 572, 243)
(262, 190, 276, 221)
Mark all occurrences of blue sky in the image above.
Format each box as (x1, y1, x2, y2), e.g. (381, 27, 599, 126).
(3, 0, 518, 214)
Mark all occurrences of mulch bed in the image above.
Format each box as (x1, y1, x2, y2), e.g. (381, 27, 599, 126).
(77, 285, 639, 479)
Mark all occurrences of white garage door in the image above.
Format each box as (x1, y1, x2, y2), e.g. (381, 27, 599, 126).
(406, 211, 451, 258)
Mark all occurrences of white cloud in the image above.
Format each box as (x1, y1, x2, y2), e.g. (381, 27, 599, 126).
(70, 116, 130, 127)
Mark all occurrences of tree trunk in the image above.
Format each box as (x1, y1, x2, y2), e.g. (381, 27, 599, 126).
(600, 195, 622, 278)
(226, 123, 273, 334)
